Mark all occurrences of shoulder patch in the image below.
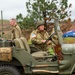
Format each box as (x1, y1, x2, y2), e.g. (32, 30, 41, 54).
(31, 34, 36, 38)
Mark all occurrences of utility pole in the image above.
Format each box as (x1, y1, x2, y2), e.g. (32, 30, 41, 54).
(1, 10, 3, 37)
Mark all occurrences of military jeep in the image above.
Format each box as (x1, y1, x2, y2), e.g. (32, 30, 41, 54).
(0, 19, 75, 75)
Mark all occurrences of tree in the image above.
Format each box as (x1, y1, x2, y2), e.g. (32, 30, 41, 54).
(16, 13, 36, 29)
(22, 15, 36, 29)
(16, 0, 72, 29)
(16, 13, 23, 28)
(26, 0, 72, 21)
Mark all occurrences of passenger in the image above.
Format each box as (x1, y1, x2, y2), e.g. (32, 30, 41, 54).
(30, 20, 55, 55)
(47, 21, 54, 35)
(47, 19, 58, 45)
(10, 18, 23, 40)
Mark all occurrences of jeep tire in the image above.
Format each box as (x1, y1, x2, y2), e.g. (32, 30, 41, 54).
(0, 65, 21, 75)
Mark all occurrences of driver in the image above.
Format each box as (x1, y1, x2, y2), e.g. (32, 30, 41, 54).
(30, 20, 55, 55)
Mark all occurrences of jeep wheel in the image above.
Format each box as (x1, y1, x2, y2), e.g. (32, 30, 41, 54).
(0, 65, 21, 75)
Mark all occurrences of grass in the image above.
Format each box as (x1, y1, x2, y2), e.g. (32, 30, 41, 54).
(0, 20, 9, 22)
(64, 37, 75, 44)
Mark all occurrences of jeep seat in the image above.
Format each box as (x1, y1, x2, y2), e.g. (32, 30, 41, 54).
(14, 38, 25, 49)
(20, 37, 30, 53)
(20, 37, 48, 57)
(14, 37, 48, 58)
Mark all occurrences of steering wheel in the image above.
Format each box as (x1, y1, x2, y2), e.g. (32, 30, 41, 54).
(45, 33, 58, 45)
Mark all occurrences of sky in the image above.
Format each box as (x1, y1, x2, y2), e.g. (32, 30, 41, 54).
(0, 0, 28, 20)
(68, 0, 75, 21)
(0, 0, 74, 20)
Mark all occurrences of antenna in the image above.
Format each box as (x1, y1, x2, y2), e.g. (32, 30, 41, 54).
(1, 10, 3, 37)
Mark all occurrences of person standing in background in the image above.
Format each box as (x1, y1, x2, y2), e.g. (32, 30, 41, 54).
(9, 18, 23, 40)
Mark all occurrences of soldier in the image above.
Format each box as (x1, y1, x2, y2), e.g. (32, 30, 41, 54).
(10, 18, 23, 40)
(30, 20, 55, 55)
(47, 19, 58, 45)
(47, 19, 55, 35)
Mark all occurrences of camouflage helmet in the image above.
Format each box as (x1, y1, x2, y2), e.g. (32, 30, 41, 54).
(36, 20, 45, 28)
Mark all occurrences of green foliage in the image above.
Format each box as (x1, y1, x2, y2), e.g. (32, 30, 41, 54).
(16, 13, 36, 29)
(16, 0, 72, 29)
(22, 16, 36, 29)
(26, 0, 71, 20)
(0, 19, 9, 24)
(16, 13, 23, 27)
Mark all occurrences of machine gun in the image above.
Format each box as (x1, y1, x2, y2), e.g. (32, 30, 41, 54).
(44, 33, 57, 45)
